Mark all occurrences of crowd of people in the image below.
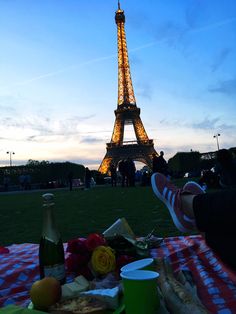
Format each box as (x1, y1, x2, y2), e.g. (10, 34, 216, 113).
(108, 151, 168, 188)
(117, 157, 136, 187)
(2, 149, 235, 193)
(108, 158, 137, 187)
(1, 173, 32, 192)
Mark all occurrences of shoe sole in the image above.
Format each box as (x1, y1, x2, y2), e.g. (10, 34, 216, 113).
(183, 181, 205, 194)
(151, 174, 188, 232)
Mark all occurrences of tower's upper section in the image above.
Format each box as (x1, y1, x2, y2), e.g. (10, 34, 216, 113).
(115, 1, 125, 24)
(115, 1, 136, 109)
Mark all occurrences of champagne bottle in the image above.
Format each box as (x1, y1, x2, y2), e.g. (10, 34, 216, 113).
(39, 193, 66, 284)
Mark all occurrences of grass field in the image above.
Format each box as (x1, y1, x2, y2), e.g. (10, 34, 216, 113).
(0, 181, 193, 246)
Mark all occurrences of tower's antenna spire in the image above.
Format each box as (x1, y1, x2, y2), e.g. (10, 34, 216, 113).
(118, 0, 120, 10)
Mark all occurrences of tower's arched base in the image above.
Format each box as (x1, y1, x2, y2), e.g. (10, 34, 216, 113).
(98, 141, 157, 174)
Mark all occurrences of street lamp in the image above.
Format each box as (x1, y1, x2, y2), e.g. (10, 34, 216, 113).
(213, 134, 220, 151)
(6, 151, 15, 167)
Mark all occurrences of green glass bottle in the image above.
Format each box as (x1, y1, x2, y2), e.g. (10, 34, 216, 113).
(39, 193, 66, 284)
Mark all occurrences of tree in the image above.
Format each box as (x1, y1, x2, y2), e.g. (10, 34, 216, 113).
(168, 152, 201, 175)
(27, 159, 50, 166)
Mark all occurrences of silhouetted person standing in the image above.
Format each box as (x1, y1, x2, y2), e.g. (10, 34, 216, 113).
(215, 149, 236, 188)
(154, 151, 168, 176)
(84, 167, 91, 189)
(24, 174, 31, 190)
(126, 157, 136, 187)
(3, 175, 10, 191)
(109, 163, 117, 187)
(68, 171, 73, 191)
(118, 159, 126, 187)
(152, 153, 159, 173)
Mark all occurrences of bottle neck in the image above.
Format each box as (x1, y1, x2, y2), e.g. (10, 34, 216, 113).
(42, 205, 60, 244)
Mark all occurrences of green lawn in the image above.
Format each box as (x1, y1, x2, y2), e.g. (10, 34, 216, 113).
(0, 183, 192, 246)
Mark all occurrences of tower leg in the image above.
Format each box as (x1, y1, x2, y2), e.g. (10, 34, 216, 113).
(98, 156, 113, 174)
(133, 116, 149, 142)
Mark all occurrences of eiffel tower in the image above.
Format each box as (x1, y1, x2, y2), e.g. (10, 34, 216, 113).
(99, 1, 158, 174)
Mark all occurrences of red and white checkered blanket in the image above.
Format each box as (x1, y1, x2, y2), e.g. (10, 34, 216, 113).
(0, 235, 236, 313)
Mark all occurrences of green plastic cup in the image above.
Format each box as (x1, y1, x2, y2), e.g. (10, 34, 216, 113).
(121, 270, 160, 314)
(120, 258, 154, 272)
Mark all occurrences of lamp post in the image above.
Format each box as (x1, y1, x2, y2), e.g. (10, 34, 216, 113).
(213, 134, 220, 151)
(6, 151, 15, 167)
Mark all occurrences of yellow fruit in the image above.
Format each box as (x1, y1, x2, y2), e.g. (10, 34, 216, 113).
(30, 277, 61, 310)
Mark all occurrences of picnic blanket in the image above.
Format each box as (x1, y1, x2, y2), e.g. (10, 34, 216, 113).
(0, 235, 236, 313)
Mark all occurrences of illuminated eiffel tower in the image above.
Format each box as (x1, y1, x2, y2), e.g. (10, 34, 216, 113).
(99, 1, 158, 174)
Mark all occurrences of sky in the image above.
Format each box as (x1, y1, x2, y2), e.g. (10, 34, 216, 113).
(0, 0, 236, 170)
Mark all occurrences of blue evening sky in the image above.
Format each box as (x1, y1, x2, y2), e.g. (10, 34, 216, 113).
(0, 0, 236, 169)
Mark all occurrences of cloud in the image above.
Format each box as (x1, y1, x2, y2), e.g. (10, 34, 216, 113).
(158, 116, 236, 132)
(189, 117, 236, 131)
(0, 116, 52, 134)
(149, 13, 236, 54)
(191, 117, 220, 130)
(0, 55, 117, 91)
(1, 15, 235, 93)
(208, 78, 236, 96)
(129, 54, 142, 66)
(153, 21, 188, 47)
(136, 82, 152, 100)
(216, 122, 236, 131)
(0, 95, 19, 111)
(189, 18, 236, 35)
(185, 0, 206, 28)
(0, 104, 15, 112)
(80, 136, 103, 144)
(0, 114, 97, 142)
(70, 157, 102, 165)
(128, 10, 150, 30)
(211, 48, 231, 72)
(158, 118, 182, 128)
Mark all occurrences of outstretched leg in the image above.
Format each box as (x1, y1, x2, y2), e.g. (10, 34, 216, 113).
(151, 172, 236, 269)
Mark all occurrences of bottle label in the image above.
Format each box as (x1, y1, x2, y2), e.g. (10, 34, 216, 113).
(44, 264, 65, 281)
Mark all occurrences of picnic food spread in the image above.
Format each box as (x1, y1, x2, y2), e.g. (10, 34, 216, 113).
(1, 194, 234, 314)
(23, 214, 210, 314)
(28, 262, 209, 314)
(1, 235, 236, 313)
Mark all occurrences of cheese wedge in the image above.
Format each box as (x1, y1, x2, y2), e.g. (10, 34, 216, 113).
(61, 276, 90, 299)
(74, 276, 90, 290)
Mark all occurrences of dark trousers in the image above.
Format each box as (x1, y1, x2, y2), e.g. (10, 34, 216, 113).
(121, 174, 127, 187)
(111, 176, 117, 187)
(69, 180, 73, 191)
(193, 189, 236, 269)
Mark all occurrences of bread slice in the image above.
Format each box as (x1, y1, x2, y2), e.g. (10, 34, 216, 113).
(49, 295, 109, 314)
